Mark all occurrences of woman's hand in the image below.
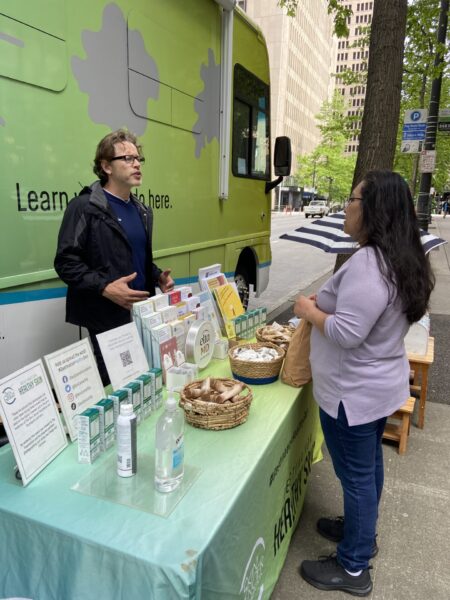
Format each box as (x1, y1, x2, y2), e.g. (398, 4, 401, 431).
(294, 295, 317, 321)
(294, 293, 329, 335)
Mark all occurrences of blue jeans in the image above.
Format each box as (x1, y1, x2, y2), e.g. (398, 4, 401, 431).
(320, 403, 387, 571)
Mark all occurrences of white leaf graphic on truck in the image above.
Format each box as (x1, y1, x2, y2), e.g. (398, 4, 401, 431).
(193, 48, 220, 158)
(71, 3, 159, 136)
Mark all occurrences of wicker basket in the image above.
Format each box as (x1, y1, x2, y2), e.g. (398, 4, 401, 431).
(228, 342, 285, 385)
(180, 378, 253, 430)
(255, 324, 295, 350)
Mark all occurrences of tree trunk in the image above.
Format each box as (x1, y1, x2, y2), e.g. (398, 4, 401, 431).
(352, 0, 408, 188)
(335, 0, 408, 273)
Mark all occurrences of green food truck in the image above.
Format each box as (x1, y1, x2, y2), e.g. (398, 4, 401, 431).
(0, 0, 290, 377)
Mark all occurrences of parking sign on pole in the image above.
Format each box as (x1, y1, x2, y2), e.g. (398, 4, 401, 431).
(401, 109, 428, 153)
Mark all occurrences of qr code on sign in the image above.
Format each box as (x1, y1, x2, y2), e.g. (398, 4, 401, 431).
(120, 350, 133, 368)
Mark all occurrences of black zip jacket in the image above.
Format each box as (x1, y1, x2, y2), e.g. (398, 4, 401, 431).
(54, 181, 161, 331)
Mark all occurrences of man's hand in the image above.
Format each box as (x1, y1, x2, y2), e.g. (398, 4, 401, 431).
(102, 273, 149, 310)
(158, 269, 175, 293)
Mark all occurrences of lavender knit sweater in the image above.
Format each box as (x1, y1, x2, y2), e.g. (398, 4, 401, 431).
(311, 246, 410, 426)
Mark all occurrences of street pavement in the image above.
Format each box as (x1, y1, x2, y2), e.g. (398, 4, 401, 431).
(271, 215, 450, 599)
(248, 211, 335, 315)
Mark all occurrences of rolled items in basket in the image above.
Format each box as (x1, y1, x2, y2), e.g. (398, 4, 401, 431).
(255, 323, 295, 348)
(180, 377, 253, 430)
(183, 377, 246, 404)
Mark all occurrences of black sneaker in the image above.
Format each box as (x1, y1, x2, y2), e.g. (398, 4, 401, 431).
(317, 515, 344, 542)
(317, 516, 379, 558)
(300, 554, 373, 597)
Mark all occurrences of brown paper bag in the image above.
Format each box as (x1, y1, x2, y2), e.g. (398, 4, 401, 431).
(281, 319, 312, 387)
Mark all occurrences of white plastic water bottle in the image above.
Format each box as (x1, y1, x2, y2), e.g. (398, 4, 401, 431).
(154, 393, 185, 493)
(117, 403, 137, 477)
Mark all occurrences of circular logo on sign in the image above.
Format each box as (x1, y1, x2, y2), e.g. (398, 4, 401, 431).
(185, 320, 215, 368)
(2, 387, 16, 405)
(411, 110, 422, 122)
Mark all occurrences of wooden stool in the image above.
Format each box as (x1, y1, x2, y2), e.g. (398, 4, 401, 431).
(382, 397, 416, 455)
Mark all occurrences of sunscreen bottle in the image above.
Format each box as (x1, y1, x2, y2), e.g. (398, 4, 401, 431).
(117, 403, 137, 477)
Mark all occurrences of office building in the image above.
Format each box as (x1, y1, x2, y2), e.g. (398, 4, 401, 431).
(241, 0, 337, 160)
(335, 1, 373, 153)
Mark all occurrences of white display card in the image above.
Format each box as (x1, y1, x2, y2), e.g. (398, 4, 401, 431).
(0, 360, 68, 486)
(45, 338, 105, 441)
(96, 322, 149, 391)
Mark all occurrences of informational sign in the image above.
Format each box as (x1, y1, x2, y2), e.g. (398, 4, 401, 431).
(96, 322, 149, 390)
(419, 150, 436, 173)
(401, 140, 422, 153)
(45, 339, 105, 441)
(438, 108, 450, 133)
(0, 360, 68, 486)
(401, 109, 428, 153)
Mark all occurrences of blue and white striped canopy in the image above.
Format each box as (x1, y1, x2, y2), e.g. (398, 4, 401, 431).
(280, 212, 447, 255)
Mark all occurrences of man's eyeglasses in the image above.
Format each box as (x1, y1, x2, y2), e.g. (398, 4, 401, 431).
(110, 155, 145, 165)
(345, 196, 362, 208)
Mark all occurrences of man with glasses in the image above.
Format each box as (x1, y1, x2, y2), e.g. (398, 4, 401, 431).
(55, 129, 174, 385)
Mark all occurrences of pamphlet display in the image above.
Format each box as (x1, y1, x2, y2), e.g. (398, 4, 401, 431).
(45, 338, 105, 441)
(96, 322, 149, 391)
(213, 283, 245, 338)
(198, 264, 228, 331)
(0, 360, 67, 486)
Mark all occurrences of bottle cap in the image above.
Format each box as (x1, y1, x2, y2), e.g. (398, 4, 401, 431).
(120, 403, 134, 416)
(166, 393, 178, 411)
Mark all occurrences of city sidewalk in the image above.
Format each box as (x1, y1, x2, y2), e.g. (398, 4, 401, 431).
(272, 216, 450, 599)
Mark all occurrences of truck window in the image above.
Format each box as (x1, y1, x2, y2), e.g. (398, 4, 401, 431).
(232, 64, 270, 180)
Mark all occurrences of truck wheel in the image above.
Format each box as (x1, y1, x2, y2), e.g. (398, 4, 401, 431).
(234, 267, 250, 310)
(305, 214, 309, 218)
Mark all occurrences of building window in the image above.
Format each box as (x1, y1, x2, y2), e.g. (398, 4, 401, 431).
(237, 0, 247, 10)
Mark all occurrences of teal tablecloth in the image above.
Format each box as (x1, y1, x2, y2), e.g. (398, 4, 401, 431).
(0, 359, 322, 599)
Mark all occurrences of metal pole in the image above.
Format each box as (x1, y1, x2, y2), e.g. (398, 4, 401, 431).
(416, 0, 449, 231)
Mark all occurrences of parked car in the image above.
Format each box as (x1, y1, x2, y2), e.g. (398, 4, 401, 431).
(304, 200, 329, 218)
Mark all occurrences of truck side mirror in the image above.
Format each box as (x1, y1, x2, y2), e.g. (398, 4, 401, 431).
(265, 136, 292, 194)
(274, 136, 291, 177)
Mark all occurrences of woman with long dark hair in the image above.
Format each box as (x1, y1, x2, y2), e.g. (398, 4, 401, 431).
(294, 171, 434, 596)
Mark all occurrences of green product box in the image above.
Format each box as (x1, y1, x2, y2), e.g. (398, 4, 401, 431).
(108, 388, 129, 424)
(149, 367, 163, 409)
(247, 311, 255, 337)
(234, 315, 243, 337)
(123, 381, 142, 423)
(78, 408, 101, 464)
(133, 373, 152, 418)
(94, 398, 115, 451)
(260, 307, 267, 325)
(240, 313, 250, 339)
